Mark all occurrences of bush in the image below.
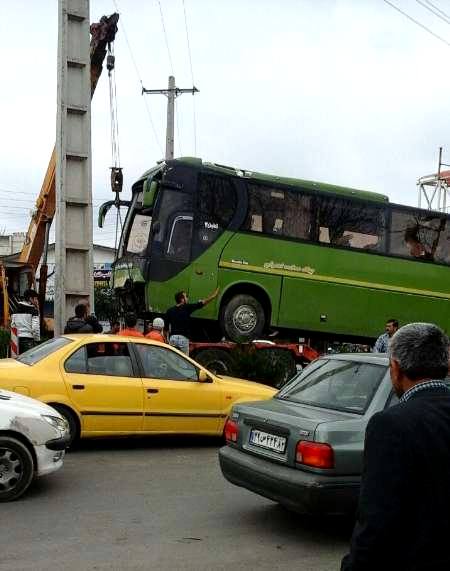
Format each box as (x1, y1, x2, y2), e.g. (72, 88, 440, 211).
(227, 344, 297, 388)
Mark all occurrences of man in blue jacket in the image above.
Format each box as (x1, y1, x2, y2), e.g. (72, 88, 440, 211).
(342, 322, 450, 571)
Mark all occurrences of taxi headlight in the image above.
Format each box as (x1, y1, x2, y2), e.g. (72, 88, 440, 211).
(41, 414, 69, 432)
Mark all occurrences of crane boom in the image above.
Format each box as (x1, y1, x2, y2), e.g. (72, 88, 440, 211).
(18, 12, 119, 270)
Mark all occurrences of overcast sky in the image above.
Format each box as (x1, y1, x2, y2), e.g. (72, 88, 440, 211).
(1, 0, 450, 247)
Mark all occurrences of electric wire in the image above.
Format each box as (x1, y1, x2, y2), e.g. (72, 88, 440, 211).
(416, 0, 450, 24)
(383, 0, 450, 47)
(157, 0, 175, 75)
(182, 0, 198, 155)
(112, 0, 164, 155)
(424, 0, 450, 21)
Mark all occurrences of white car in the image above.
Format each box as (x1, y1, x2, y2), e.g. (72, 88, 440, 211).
(0, 389, 69, 501)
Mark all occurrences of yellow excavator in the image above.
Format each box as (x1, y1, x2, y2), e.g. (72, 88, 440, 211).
(0, 13, 119, 332)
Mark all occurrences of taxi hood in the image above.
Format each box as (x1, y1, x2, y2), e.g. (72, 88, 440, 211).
(218, 375, 277, 397)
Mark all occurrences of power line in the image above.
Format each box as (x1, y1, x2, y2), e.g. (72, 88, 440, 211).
(182, 0, 198, 156)
(424, 0, 450, 21)
(157, 0, 175, 75)
(416, 0, 450, 24)
(383, 0, 450, 47)
(112, 0, 164, 155)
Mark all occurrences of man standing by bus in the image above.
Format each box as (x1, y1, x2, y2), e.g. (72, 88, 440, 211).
(166, 288, 219, 355)
(373, 319, 398, 354)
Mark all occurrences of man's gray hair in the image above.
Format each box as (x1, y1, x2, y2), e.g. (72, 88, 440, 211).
(390, 323, 449, 381)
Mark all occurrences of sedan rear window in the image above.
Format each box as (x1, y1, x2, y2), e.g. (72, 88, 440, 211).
(17, 337, 73, 365)
(277, 359, 386, 414)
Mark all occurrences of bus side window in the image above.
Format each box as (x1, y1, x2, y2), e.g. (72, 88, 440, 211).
(389, 208, 448, 263)
(317, 197, 384, 251)
(167, 216, 193, 262)
(243, 184, 311, 240)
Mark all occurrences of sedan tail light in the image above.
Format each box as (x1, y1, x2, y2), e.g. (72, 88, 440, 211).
(224, 418, 239, 443)
(296, 440, 334, 469)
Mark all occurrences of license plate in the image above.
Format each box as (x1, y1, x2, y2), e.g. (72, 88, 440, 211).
(249, 429, 286, 453)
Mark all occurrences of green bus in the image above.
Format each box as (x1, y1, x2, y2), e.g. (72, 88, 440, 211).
(100, 157, 450, 342)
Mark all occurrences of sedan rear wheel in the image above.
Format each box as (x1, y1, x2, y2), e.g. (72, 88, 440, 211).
(0, 437, 34, 502)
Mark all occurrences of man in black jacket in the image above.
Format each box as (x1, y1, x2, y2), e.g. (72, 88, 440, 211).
(64, 303, 103, 334)
(341, 322, 450, 571)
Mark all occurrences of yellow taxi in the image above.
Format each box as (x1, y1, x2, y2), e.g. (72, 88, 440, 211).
(0, 335, 275, 443)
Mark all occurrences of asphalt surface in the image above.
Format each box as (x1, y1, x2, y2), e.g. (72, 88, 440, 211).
(1, 437, 352, 570)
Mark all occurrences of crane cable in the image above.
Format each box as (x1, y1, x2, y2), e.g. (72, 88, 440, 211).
(106, 40, 125, 260)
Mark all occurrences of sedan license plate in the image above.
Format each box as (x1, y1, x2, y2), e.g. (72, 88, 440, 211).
(250, 429, 286, 453)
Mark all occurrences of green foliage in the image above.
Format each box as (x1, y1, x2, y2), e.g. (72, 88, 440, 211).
(228, 345, 297, 388)
(0, 328, 10, 359)
(94, 287, 120, 324)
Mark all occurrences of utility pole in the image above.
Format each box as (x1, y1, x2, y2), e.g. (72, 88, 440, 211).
(55, 0, 94, 335)
(142, 76, 198, 159)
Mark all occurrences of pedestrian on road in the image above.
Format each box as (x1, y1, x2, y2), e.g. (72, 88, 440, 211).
(118, 312, 144, 337)
(64, 303, 103, 334)
(166, 288, 219, 355)
(341, 322, 450, 571)
(146, 317, 166, 343)
(373, 318, 398, 353)
(11, 289, 40, 354)
(110, 321, 121, 334)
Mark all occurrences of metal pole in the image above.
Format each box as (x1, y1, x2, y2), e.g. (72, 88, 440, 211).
(142, 77, 199, 160)
(166, 76, 175, 160)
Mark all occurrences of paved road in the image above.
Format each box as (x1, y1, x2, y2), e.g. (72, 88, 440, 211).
(1, 437, 351, 570)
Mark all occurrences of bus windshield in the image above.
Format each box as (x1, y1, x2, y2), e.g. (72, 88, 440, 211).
(125, 193, 152, 256)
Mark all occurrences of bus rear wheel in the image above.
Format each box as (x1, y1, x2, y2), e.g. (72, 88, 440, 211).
(221, 294, 265, 342)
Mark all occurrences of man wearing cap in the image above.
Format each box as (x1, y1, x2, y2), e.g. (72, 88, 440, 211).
(146, 318, 166, 343)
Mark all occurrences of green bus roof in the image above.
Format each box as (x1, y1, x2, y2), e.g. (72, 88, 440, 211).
(137, 157, 389, 203)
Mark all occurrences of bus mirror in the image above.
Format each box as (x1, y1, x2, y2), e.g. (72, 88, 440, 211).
(98, 200, 131, 228)
(143, 179, 158, 207)
(98, 201, 115, 228)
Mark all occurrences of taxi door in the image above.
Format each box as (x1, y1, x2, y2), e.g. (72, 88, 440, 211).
(61, 340, 144, 434)
(132, 343, 223, 434)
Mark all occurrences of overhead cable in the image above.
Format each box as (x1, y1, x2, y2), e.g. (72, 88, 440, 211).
(416, 0, 450, 24)
(424, 0, 450, 21)
(112, 0, 164, 155)
(383, 0, 450, 47)
(157, 0, 175, 75)
(182, 0, 198, 156)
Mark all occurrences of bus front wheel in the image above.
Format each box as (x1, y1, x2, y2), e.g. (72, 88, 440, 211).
(221, 294, 265, 342)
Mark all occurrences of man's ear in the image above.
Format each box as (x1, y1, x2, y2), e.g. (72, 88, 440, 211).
(390, 357, 401, 384)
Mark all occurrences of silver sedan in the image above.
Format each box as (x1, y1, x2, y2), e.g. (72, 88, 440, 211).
(219, 353, 401, 516)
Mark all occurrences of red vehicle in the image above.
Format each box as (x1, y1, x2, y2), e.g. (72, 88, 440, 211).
(190, 340, 320, 388)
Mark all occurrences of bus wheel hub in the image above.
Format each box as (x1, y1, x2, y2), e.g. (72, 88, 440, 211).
(233, 305, 257, 333)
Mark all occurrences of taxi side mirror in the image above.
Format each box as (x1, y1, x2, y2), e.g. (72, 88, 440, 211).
(198, 370, 213, 383)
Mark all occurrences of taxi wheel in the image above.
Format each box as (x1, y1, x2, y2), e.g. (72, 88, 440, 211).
(50, 405, 79, 447)
(0, 437, 34, 502)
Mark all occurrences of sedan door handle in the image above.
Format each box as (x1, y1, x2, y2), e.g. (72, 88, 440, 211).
(147, 388, 159, 394)
(72, 384, 85, 390)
